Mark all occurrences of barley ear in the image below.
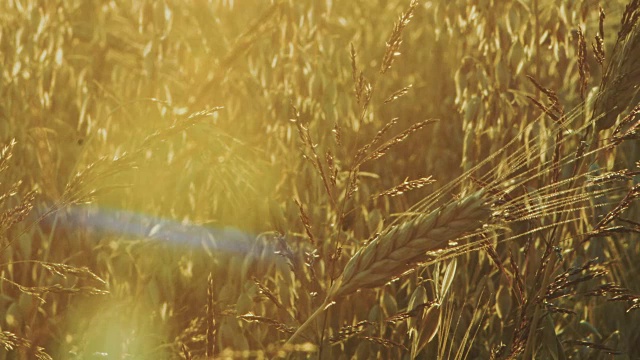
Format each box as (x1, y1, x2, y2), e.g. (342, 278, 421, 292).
(285, 191, 492, 345)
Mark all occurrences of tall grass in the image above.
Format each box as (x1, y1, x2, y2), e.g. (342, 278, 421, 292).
(1, 0, 639, 359)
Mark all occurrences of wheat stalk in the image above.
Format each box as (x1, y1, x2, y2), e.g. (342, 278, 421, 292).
(286, 190, 492, 345)
(593, 0, 640, 131)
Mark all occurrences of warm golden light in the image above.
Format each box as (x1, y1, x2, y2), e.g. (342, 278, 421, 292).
(1, 0, 639, 358)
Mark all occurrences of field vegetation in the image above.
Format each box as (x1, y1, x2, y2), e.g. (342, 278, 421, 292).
(1, 0, 639, 358)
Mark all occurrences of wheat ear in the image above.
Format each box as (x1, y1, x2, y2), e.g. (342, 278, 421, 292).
(286, 190, 492, 345)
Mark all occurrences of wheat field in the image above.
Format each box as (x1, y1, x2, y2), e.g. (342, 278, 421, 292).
(1, 0, 639, 359)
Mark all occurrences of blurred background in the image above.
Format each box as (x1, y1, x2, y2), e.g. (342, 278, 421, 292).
(1, 0, 638, 358)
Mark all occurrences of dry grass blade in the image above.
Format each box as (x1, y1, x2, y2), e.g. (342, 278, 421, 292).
(380, 0, 419, 74)
(2, 277, 108, 302)
(238, 313, 295, 334)
(563, 340, 622, 355)
(252, 276, 285, 310)
(291, 106, 336, 207)
(361, 119, 437, 164)
(363, 336, 408, 351)
(577, 27, 590, 100)
(294, 199, 315, 245)
(206, 273, 217, 358)
(141, 107, 224, 149)
(332, 122, 342, 146)
(508, 251, 526, 306)
(582, 183, 640, 243)
(611, 103, 640, 143)
(384, 84, 413, 104)
(619, 0, 640, 39)
(543, 259, 607, 301)
(0, 139, 16, 174)
(41, 262, 106, 285)
(355, 118, 398, 164)
(386, 300, 439, 323)
(329, 320, 373, 344)
(593, 7, 606, 66)
(376, 176, 435, 198)
(594, 0, 640, 131)
(0, 331, 52, 360)
(180, 343, 193, 360)
(0, 190, 35, 235)
(325, 151, 337, 187)
(526, 75, 565, 123)
(350, 43, 368, 107)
